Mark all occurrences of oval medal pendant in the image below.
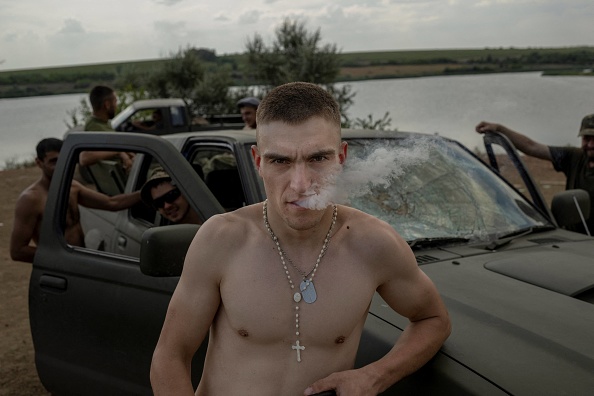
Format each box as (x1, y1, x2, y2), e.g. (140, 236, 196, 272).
(293, 292, 302, 303)
(300, 280, 317, 304)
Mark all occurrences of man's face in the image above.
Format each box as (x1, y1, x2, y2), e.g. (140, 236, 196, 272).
(252, 116, 347, 231)
(582, 135, 594, 168)
(240, 106, 257, 129)
(152, 111, 162, 123)
(36, 151, 59, 180)
(105, 93, 118, 119)
(150, 181, 190, 223)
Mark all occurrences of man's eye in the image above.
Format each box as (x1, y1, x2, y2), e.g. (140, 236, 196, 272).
(311, 156, 327, 162)
(272, 159, 288, 164)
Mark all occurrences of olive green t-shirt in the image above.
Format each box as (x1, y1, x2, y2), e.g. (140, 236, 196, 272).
(84, 117, 114, 132)
(549, 146, 594, 234)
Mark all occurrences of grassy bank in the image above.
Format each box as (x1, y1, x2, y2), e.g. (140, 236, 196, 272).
(1, 46, 593, 98)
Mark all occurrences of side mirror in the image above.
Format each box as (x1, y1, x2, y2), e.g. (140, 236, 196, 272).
(551, 189, 590, 230)
(140, 224, 200, 276)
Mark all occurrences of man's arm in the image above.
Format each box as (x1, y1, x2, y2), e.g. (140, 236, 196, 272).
(150, 215, 227, 395)
(475, 121, 552, 160)
(10, 192, 42, 263)
(74, 180, 141, 211)
(306, 223, 451, 395)
(79, 151, 135, 171)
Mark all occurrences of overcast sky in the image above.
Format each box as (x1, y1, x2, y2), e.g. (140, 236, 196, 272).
(1, 0, 593, 71)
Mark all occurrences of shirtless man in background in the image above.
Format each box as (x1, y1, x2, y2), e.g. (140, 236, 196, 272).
(150, 82, 451, 395)
(10, 138, 141, 263)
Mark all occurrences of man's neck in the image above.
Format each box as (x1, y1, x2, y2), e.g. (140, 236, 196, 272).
(38, 174, 52, 190)
(268, 205, 337, 249)
(181, 209, 201, 225)
(92, 112, 109, 123)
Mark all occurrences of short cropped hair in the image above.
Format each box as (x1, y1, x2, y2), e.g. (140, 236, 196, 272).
(36, 138, 63, 160)
(89, 85, 115, 111)
(256, 82, 340, 127)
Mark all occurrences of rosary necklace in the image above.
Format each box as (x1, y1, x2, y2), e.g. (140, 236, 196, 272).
(262, 199, 337, 362)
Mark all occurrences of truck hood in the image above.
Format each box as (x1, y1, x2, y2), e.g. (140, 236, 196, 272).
(372, 241, 594, 395)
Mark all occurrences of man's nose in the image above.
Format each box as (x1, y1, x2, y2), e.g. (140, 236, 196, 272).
(289, 163, 312, 193)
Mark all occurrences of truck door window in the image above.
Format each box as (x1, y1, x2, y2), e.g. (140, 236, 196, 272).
(57, 149, 144, 258)
(133, 156, 205, 226)
(77, 159, 128, 196)
(170, 106, 186, 127)
(190, 147, 246, 211)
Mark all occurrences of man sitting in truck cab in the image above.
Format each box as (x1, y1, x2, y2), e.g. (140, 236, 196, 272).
(140, 168, 201, 225)
(132, 109, 164, 132)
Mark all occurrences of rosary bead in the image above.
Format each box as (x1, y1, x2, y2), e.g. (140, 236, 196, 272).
(263, 200, 337, 363)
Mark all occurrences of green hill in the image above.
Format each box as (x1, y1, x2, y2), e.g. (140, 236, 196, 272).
(1, 46, 593, 98)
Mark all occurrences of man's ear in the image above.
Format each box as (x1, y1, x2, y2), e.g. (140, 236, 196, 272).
(35, 157, 43, 169)
(338, 141, 348, 165)
(251, 145, 261, 170)
(104, 98, 114, 112)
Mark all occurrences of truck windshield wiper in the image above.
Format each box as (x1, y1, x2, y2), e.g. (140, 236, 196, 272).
(407, 236, 470, 250)
(485, 224, 556, 251)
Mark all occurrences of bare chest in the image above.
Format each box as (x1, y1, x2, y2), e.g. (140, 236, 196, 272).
(219, 245, 377, 346)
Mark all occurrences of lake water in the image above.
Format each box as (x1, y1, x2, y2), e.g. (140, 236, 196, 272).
(1, 72, 593, 169)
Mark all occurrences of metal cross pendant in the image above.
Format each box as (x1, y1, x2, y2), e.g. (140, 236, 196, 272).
(292, 340, 305, 362)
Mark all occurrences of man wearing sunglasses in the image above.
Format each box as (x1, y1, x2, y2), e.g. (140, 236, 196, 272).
(141, 168, 201, 225)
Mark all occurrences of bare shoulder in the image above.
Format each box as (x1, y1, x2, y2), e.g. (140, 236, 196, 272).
(194, 203, 262, 245)
(337, 205, 414, 275)
(183, 203, 264, 275)
(338, 205, 408, 248)
(15, 181, 46, 213)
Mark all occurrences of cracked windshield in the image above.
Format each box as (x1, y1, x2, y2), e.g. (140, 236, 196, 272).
(344, 136, 550, 243)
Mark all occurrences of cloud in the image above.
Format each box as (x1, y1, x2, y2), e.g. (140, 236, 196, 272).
(239, 10, 260, 24)
(154, 20, 187, 33)
(153, 0, 185, 5)
(58, 18, 85, 35)
(1, 0, 593, 71)
(3, 32, 18, 43)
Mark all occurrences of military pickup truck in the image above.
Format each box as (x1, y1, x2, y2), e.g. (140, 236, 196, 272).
(69, 98, 244, 136)
(31, 129, 594, 395)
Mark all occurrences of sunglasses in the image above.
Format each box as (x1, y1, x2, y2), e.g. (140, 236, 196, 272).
(152, 188, 181, 209)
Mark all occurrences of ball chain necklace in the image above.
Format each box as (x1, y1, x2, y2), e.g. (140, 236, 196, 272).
(262, 199, 337, 362)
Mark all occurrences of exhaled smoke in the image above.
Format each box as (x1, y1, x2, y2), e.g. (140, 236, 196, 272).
(296, 137, 432, 210)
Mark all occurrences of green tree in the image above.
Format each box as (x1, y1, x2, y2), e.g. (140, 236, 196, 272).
(145, 47, 237, 116)
(66, 47, 237, 127)
(245, 18, 358, 127)
(246, 18, 340, 85)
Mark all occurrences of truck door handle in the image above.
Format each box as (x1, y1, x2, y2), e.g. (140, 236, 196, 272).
(117, 236, 127, 248)
(39, 275, 67, 291)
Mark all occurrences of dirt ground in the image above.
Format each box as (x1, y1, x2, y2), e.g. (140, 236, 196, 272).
(0, 157, 565, 395)
(0, 167, 49, 395)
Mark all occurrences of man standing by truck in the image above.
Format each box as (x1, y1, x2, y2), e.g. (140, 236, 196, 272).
(80, 85, 135, 170)
(476, 115, 594, 234)
(237, 96, 260, 130)
(10, 138, 141, 263)
(150, 82, 450, 395)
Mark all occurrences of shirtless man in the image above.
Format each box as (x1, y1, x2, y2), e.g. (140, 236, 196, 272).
(10, 138, 141, 263)
(150, 82, 451, 395)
